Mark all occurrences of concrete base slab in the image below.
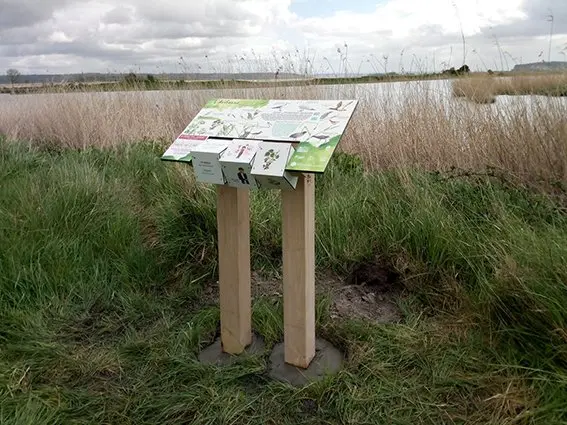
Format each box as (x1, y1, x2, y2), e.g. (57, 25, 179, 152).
(198, 334, 266, 366)
(268, 338, 344, 387)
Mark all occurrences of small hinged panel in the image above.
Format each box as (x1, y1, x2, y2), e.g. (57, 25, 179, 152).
(219, 139, 261, 189)
(191, 139, 231, 185)
(251, 142, 298, 190)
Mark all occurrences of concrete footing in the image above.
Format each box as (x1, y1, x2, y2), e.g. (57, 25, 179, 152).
(198, 335, 344, 387)
(267, 338, 344, 387)
(198, 334, 266, 366)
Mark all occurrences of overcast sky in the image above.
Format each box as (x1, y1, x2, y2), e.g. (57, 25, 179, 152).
(1, 0, 566, 75)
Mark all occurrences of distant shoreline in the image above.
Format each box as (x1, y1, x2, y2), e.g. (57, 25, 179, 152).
(0, 73, 467, 95)
(3, 70, 566, 96)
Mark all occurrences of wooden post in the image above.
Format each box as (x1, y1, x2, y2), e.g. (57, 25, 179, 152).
(216, 186, 252, 354)
(281, 173, 316, 368)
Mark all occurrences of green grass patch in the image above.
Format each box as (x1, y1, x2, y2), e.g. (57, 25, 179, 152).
(0, 139, 566, 423)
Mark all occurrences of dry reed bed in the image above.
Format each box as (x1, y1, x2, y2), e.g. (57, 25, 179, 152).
(453, 74, 567, 104)
(1, 82, 566, 183)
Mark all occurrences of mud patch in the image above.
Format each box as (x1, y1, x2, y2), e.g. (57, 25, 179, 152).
(202, 257, 405, 325)
(348, 257, 402, 293)
(330, 256, 404, 323)
(330, 285, 402, 323)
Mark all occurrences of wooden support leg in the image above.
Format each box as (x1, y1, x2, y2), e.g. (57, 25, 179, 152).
(281, 173, 316, 368)
(216, 186, 252, 354)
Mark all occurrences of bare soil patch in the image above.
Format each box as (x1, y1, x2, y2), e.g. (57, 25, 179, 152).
(202, 257, 405, 324)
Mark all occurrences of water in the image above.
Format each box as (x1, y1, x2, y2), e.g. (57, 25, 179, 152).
(2, 78, 565, 105)
(0, 79, 450, 103)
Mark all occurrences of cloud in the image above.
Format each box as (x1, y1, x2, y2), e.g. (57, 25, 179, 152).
(295, 0, 527, 39)
(0, 0, 73, 29)
(102, 6, 135, 25)
(0, 0, 566, 74)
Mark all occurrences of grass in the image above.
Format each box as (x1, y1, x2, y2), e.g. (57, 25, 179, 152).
(1, 137, 567, 423)
(453, 73, 567, 103)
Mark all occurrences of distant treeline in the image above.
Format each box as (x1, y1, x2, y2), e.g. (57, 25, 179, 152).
(0, 71, 304, 85)
(5, 62, 567, 87)
(0, 67, 474, 87)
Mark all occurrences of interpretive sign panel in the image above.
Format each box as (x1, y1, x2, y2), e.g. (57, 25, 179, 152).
(161, 99, 358, 173)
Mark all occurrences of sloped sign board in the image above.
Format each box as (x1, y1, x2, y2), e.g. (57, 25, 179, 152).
(161, 99, 358, 173)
